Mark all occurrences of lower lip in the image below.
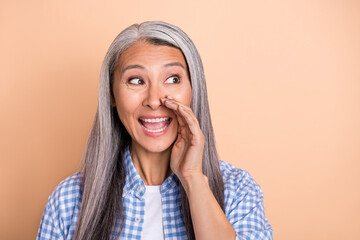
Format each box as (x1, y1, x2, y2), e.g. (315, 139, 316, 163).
(139, 119, 172, 137)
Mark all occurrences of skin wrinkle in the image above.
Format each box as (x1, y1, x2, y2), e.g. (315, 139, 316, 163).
(73, 22, 226, 240)
(121, 62, 186, 74)
(112, 41, 192, 185)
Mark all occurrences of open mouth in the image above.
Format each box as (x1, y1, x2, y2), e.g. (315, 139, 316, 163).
(138, 117, 172, 133)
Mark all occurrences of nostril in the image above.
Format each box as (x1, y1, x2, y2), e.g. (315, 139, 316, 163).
(143, 98, 162, 110)
(142, 88, 164, 109)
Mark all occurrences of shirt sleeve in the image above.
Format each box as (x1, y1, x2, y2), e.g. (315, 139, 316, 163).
(37, 197, 65, 240)
(36, 173, 81, 240)
(224, 168, 273, 240)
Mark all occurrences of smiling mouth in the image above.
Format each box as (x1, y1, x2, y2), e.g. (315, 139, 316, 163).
(138, 117, 172, 133)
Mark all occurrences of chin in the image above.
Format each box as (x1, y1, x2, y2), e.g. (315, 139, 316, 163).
(130, 129, 176, 154)
(140, 137, 176, 153)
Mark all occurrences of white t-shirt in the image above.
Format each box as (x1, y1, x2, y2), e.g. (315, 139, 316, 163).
(141, 185, 165, 240)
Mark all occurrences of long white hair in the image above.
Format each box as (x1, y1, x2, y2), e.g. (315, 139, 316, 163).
(74, 21, 224, 240)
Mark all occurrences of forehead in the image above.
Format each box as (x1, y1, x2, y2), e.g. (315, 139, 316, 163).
(116, 41, 188, 71)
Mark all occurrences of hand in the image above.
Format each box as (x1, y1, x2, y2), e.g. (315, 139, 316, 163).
(161, 96, 205, 181)
(162, 97, 236, 240)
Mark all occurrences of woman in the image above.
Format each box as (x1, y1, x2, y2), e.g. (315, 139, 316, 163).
(37, 21, 273, 240)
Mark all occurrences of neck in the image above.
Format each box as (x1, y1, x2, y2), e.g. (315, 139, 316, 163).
(130, 142, 172, 185)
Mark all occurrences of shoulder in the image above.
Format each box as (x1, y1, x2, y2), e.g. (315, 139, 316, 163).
(37, 172, 83, 239)
(47, 172, 83, 207)
(219, 160, 264, 208)
(219, 160, 262, 194)
(219, 161, 273, 238)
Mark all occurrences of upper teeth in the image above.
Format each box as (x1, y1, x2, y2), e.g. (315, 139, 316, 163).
(140, 118, 169, 123)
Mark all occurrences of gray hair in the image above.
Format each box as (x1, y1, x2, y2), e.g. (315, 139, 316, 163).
(74, 21, 224, 240)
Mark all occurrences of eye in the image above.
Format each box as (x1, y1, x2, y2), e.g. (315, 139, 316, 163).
(165, 75, 181, 84)
(128, 77, 144, 85)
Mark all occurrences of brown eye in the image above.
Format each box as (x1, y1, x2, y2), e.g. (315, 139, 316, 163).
(128, 78, 144, 85)
(165, 75, 180, 84)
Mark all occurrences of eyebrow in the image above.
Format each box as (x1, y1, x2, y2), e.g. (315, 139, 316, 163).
(163, 62, 186, 70)
(121, 64, 144, 74)
(121, 62, 186, 74)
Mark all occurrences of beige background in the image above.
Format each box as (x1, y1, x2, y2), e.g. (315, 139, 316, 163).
(1, 0, 360, 239)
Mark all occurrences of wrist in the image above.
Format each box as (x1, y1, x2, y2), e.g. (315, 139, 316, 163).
(179, 173, 209, 194)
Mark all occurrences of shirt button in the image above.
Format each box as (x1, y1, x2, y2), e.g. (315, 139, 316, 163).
(137, 186, 143, 192)
(134, 216, 141, 223)
(123, 190, 128, 195)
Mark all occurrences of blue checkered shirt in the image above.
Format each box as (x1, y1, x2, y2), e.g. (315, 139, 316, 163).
(37, 146, 273, 239)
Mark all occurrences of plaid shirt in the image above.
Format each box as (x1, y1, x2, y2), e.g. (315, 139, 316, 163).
(37, 146, 273, 240)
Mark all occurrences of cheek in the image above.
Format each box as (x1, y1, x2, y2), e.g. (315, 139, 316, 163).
(114, 89, 143, 121)
(170, 87, 192, 107)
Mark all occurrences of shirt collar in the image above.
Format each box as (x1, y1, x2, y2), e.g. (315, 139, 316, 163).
(122, 145, 180, 198)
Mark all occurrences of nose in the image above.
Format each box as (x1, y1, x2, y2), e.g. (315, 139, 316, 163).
(142, 84, 164, 110)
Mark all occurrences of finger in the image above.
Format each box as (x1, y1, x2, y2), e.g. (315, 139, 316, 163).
(161, 98, 179, 111)
(163, 97, 201, 130)
(161, 98, 189, 132)
(160, 98, 186, 127)
(162, 99, 187, 126)
(162, 97, 198, 124)
(173, 108, 187, 128)
(161, 97, 203, 138)
(177, 105, 202, 137)
(164, 96, 193, 112)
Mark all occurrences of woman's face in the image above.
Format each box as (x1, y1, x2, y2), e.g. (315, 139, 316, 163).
(112, 41, 192, 153)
